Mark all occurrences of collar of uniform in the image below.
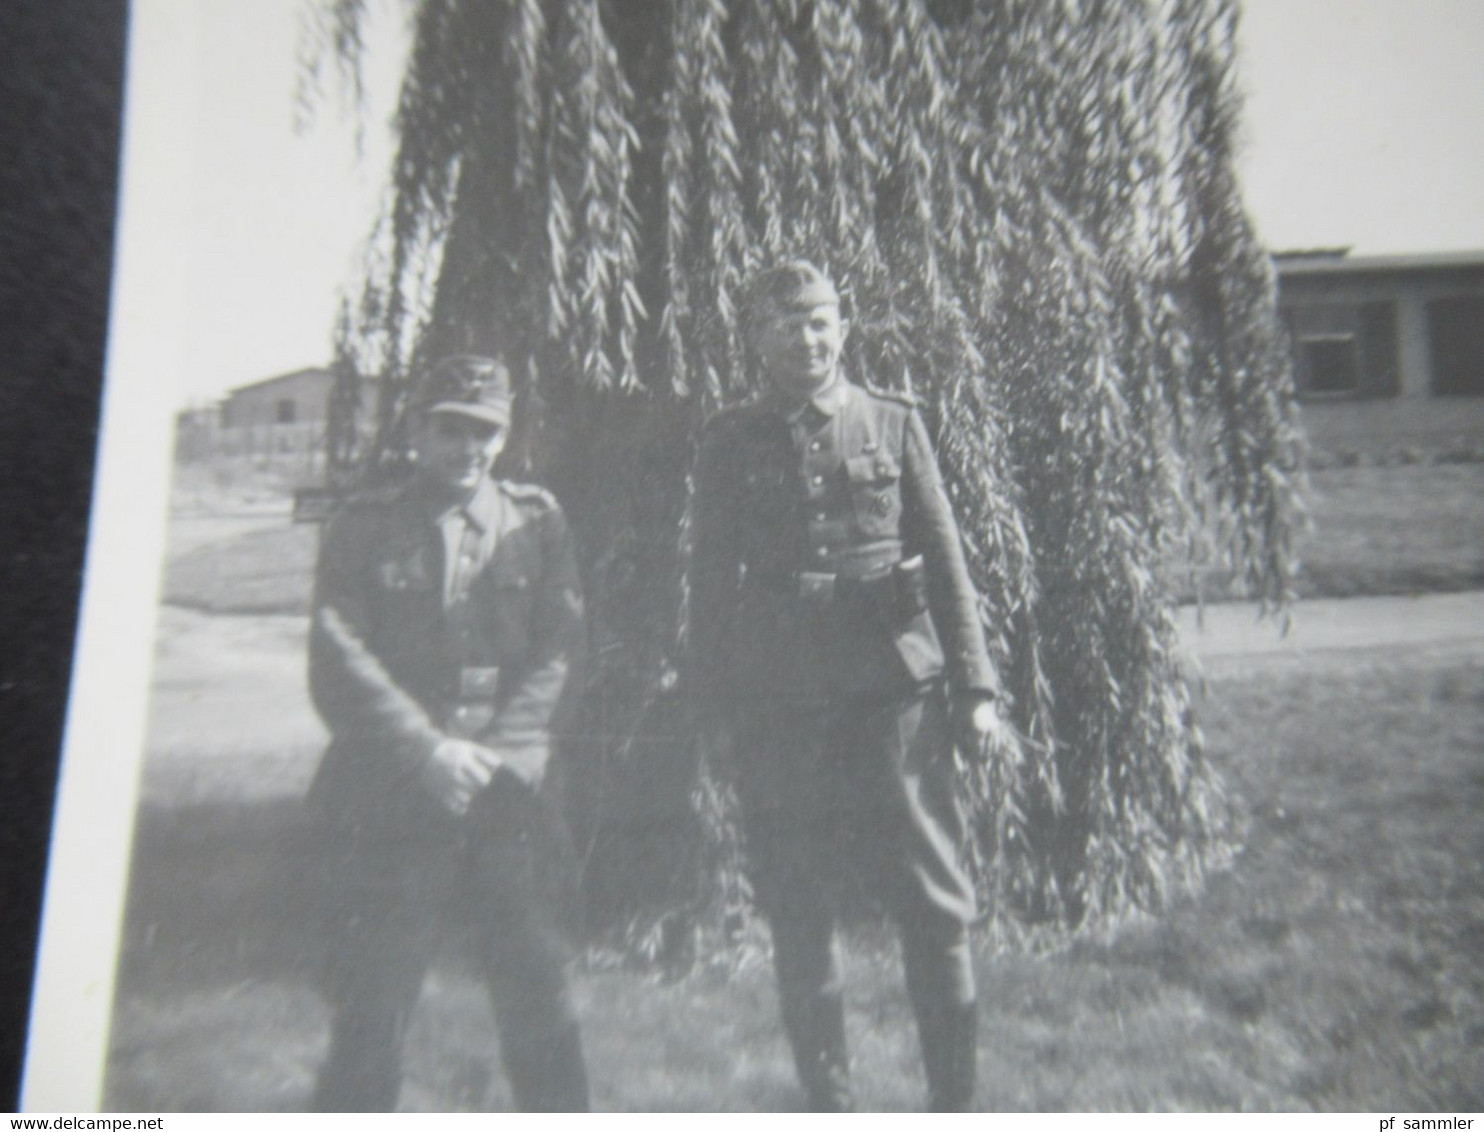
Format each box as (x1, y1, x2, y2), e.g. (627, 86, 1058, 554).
(414, 473, 500, 533)
(460, 475, 501, 533)
(774, 373, 848, 425)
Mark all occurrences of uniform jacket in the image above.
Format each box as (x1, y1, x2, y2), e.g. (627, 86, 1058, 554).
(689, 376, 998, 712)
(307, 474, 585, 837)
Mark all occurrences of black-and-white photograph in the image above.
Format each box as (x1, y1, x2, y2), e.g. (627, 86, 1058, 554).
(20, 0, 1484, 1114)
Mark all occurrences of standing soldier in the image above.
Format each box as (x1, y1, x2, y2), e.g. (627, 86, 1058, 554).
(306, 355, 590, 1111)
(689, 261, 1004, 1112)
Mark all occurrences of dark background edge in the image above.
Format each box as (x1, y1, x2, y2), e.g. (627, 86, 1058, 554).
(0, 0, 127, 1110)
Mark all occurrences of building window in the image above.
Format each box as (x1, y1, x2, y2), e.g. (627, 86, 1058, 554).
(276, 398, 297, 424)
(1299, 335, 1360, 396)
(1427, 297, 1484, 396)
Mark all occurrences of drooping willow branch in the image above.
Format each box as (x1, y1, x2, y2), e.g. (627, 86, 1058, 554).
(304, 0, 1302, 939)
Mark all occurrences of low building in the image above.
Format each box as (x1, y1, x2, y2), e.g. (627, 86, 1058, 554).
(1275, 250, 1484, 454)
(220, 367, 336, 428)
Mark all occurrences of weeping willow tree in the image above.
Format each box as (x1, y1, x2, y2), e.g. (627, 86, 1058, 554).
(303, 0, 1304, 946)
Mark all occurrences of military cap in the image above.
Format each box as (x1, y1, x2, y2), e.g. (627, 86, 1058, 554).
(744, 259, 842, 326)
(412, 355, 513, 427)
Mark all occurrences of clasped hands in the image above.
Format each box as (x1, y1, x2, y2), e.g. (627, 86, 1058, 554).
(421, 697, 1009, 812)
(419, 737, 509, 816)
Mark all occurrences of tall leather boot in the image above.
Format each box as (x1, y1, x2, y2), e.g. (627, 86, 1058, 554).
(502, 1019, 591, 1112)
(312, 1003, 408, 1112)
(918, 999, 978, 1113)
(781, 992, 854, 1112)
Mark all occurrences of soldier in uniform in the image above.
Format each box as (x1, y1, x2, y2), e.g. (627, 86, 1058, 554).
(689, 261, 1004, 1111)
(306, 355, 590, 1111)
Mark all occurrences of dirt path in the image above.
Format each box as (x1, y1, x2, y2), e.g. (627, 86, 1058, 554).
(144, 592, 1484, 767)
(166, 507, 294, 558)
(1176, 591, 1484, 661)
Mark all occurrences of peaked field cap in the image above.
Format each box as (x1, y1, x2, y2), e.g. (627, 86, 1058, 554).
(414, 355, 513, 426)
(745, 259, 841, 319)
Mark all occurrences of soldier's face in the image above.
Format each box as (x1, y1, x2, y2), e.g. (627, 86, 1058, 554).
(754, 300, 849, 398)
(415, 411, 507, 495)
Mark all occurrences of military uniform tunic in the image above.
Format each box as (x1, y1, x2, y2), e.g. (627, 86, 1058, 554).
(690, 375, 999, 1108)
(307, 474, 588, 1111)
(691, 375, 997, 706)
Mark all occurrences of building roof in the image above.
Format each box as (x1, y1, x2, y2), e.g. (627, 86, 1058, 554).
(225, 366, 334, 397)
(1275, 249, 1484, 279)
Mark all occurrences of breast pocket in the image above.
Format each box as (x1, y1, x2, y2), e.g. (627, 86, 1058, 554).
(371, 549, 441, 655)
(741, 465, 791, 510)
(845, 454, 902, 537)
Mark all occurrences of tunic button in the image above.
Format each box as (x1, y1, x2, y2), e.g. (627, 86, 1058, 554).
(816, 546, 829, 558)
(815, 511, 827, 522)
(873, 493, 892, 515)
(811, 474, 824, 486)
(809, 440, 822, 452)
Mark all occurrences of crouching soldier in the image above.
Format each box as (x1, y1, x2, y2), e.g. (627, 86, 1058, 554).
(306, 355, 589, 1111)
(689, 261, 1005, 1111)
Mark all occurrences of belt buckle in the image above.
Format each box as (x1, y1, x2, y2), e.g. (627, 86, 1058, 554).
(797, 572, 836, 602)
(448, 701, 496, 739)
(459, 666, 501, 700)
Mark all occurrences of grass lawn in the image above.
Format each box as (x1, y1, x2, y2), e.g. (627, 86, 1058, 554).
(105, 645, 1484, 1111)
(1295, 464, 1484, 597)
(162, 522, 319, 615)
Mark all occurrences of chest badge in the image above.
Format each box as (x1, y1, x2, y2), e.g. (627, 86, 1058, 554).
(379, 545, 434, 591)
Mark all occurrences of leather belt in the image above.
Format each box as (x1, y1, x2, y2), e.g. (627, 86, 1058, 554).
(744, 555, 925, 611)
(457, 666, 501, 701)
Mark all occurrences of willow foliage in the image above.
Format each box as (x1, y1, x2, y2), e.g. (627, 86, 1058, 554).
(309, 0, 1304, 945)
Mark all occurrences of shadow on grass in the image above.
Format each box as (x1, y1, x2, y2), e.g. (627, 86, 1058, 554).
(108, 795, 812, 1111)
(107, 797, 329, 1111)
(109, 655, 1484, 1111)
(116, 799, 333, 995)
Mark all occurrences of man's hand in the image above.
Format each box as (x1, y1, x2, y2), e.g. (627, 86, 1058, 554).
(419, 738, 505, 816)
(953, 694, 1008, 762)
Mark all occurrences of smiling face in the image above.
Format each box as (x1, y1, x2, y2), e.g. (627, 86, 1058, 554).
(413, 409, 507, 498)
(752, 298, 850, 402)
